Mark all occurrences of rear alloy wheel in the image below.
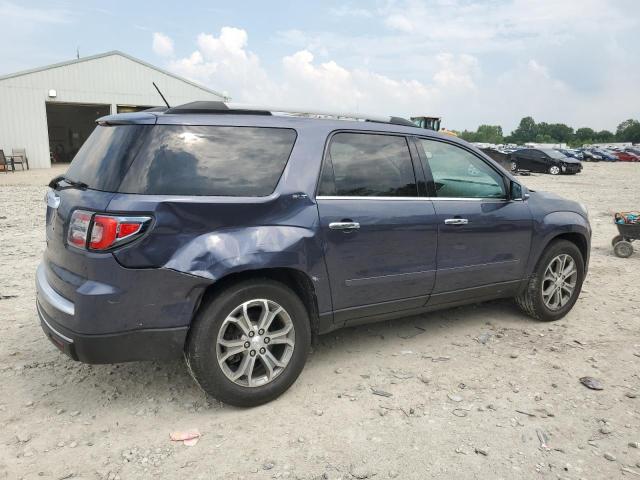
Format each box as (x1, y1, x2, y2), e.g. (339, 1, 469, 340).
(516, 240, 585, 321)
(613, 240, 634, 258)
(548, 165, 561, 175)
(216, 299, 295, 388)
(186, 279, 311, 407)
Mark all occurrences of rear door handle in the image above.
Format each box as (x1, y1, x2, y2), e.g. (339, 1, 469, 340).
(329, 221, 360, 231)
(444, 218, 469, 225)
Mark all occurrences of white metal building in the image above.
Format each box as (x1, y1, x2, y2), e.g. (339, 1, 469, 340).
(0, 51, 227, 169)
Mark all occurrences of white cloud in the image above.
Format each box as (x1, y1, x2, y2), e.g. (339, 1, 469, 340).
(162, 27, 482, 118)
(152, 32, 174, 57)
(384, 13, 415, 33)
(158, 0, 640, 133)
(168, 27, 278, 104)
(329, 5, 373, 18)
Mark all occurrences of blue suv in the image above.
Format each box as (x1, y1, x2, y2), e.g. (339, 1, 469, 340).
(37, 102, 591, 406)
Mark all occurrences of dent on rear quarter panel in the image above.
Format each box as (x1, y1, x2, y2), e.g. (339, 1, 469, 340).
(163, 225, 316, 278)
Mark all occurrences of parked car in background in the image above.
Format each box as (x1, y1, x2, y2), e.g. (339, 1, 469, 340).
(37, 102, 591, 406)
(510, 148, 582, 175)
(556, 148, 583, 160)
(625, 147, 640, 157)
(479, 147, 512, 170)
(581, 149, 602, 162)
(612, 150, 640, 162)
(591, 148, 618, 162)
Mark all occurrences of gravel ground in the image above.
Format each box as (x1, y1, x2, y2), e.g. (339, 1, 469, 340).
(1, 162, 639, 480)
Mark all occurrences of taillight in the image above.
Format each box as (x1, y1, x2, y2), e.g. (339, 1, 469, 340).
(68, 210, 92, 248)
(67, 210, 151, 251)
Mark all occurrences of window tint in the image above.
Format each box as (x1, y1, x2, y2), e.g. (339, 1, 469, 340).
(320, 133, 417, 197)
(118, 126, 296, 196)
(419, 139, 505, 198)
(66, 125, 150, 192)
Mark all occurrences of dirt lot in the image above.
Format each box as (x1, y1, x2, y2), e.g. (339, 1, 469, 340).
(1, 163, 639, 480)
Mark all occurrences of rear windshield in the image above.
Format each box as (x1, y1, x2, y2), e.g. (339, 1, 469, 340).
(66, 125, 297, 196)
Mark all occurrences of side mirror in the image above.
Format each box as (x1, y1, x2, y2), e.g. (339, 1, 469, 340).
(510, 181, 528, 200)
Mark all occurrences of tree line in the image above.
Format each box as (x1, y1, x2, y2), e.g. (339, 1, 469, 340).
(457, 117, 640, 147)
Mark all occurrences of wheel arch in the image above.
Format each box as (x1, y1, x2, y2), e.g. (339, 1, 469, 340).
(532, 229, 590, 276)
(193, 267, 324, 337)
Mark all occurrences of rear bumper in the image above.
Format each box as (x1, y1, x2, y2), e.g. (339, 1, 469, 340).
(35, 261, 200, 363)
(37, 299, 188, 363)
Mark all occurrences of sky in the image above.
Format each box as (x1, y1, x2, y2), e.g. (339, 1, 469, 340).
(1, 0, 639, 133)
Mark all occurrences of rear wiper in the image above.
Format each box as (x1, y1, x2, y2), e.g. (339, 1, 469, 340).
(48, 175, 88, 191)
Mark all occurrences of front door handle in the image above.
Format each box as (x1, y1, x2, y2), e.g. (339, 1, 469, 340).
(329, 221, 360, 231)
(444, 218, 469, 225)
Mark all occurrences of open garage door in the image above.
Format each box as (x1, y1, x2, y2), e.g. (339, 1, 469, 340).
(117, 104, 155, 113)
(46, 102, 111, 163)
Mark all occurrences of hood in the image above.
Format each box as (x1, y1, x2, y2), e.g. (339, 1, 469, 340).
(528, 190, 588, 219)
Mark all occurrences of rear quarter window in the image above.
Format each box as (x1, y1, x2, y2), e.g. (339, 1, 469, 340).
(118, 126, 297, 196)
(65, 125, 149, 192)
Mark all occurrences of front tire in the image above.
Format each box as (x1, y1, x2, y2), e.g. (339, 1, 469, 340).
(185, 279, 311, 407)
(510, 161, 518, 172)
(548, 165, 561, 175)
(516, 240, 585, 321)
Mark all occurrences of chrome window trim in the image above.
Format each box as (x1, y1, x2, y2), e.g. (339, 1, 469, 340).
(316, 195, 509, 202)
(36, 263, 75, 316)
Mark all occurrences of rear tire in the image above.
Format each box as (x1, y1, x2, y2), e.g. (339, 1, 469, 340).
(185, 279, 311, 407)
(613, 241, 633, 258)
(516, 240, 585, 321)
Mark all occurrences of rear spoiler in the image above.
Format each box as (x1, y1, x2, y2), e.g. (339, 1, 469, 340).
(96, 112, 158, 126)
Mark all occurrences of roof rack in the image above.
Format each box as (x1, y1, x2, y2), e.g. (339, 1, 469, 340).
(163, 101, 416, 127)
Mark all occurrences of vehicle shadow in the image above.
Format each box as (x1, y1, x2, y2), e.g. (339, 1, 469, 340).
(35, 299, 530, 413)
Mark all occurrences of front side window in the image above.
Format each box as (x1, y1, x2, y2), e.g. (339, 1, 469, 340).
(418, 139, 505, 199)
(319, 133, 417, 197)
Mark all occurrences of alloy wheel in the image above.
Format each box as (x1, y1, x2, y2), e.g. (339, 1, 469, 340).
(216, 299, 295, 387)
(541, 254, 577, 311)
(510, 161, 518, 172)
(549, 165, 560, 175)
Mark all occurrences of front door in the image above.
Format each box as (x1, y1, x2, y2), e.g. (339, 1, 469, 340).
(317, 132, 438, 323)
(415, 138, 533, 302)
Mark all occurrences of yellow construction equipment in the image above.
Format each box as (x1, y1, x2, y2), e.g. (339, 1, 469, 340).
(410, 116, 458, 136)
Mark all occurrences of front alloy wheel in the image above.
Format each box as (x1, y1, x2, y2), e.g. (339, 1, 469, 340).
(541, 254, 577, 311)
(515, 239, 585, 321)
(510, 161, 518, 172)
(549, 165, 561, 175)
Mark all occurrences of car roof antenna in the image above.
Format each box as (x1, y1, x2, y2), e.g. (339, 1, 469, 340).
(153, 82, 170, 108)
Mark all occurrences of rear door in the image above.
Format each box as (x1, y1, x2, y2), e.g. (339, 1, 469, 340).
(316, 132, 438, 323)
(415, 138, 532, 303)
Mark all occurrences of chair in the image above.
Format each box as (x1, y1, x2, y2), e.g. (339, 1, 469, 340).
(11, 148, 28, 170)
(0, 150, 14, 173)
